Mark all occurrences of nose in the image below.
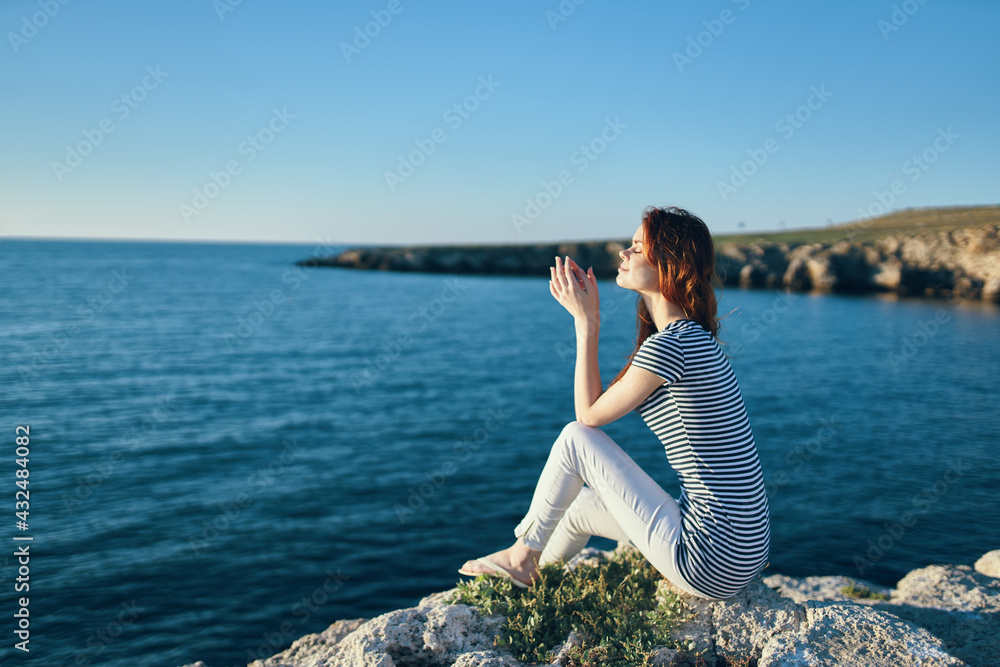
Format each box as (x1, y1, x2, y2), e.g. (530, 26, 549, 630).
(619, 247, 627, 261)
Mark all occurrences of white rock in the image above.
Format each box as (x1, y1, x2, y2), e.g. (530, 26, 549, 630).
(892, 564, 1000, 613)
(974, 550, 1000, 578)
(660, 576, 803, 661)
(452, 650, 523, 666)
(248, 618, 368, 667)
(758, 601, 964, 666)
(417, 587, 459, 610)
(189, 548, 1000, 667)
(328, 604, 508, 667)
(763, 574, 891, 605)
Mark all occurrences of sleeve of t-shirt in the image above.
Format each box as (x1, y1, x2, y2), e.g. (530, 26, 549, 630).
(631, 333, 686, 385)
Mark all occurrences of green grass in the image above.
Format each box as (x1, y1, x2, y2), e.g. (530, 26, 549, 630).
(840, 580, 890, 601)
(711, 204, 1000, 246)
(449, 548, 693, 666)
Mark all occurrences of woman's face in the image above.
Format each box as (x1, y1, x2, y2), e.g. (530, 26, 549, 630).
(616, 223, 658, 293)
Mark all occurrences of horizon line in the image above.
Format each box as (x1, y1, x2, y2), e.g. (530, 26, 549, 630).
(3, 202, 996, 247)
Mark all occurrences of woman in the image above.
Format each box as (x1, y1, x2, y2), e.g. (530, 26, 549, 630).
(459, 206, 770, 599)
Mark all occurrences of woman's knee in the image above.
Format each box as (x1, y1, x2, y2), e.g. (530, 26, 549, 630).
(558, 420, 602, 445)
(554, 421, 588, 462)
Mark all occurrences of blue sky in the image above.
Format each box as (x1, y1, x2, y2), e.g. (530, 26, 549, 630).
(1, 0, 997, 245)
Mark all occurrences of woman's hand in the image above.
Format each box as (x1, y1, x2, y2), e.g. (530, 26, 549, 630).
(549, 256, 600, 327)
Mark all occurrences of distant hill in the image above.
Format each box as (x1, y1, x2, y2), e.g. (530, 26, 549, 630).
(712, 204, 1000, 246)
(297, 205, 1000, 301)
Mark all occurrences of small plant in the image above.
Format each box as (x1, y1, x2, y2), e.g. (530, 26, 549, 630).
(840, 580, 890, 600)
(449, 548, 691, 666)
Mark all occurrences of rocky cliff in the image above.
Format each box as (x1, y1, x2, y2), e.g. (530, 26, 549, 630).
(297, 223, 1000, 303)
(715, 225, 1000, 302)
(180, 547, 1000, 667)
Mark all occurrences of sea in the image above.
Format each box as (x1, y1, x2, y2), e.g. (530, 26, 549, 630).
(0, 238, 997, 667)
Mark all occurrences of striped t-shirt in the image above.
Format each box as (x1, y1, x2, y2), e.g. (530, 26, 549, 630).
(631, 318, 770, 599)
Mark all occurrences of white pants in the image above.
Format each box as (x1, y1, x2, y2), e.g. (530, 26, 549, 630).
(513, 420, 710, 599)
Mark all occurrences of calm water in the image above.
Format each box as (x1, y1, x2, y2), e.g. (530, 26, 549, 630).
(0, 239, 997, 667)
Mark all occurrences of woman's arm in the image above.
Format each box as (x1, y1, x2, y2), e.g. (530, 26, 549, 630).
(573, 317, 603, 423)
(551, 256, 664, 427)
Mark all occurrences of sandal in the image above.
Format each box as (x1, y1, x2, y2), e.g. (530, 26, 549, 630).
(458, 557, 532, 588)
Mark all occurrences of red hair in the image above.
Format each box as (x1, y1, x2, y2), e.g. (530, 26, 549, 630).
(609, 206, 720, 387)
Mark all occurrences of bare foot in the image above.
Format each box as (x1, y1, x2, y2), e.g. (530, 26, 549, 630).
(461, 542, 540, 586)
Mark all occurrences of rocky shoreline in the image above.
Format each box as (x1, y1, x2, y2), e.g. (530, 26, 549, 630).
(180, 546, 1000, 667)
(296, 224, 1000, 303)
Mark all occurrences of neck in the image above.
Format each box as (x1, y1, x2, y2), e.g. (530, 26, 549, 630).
(641, 291, 689, 331)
